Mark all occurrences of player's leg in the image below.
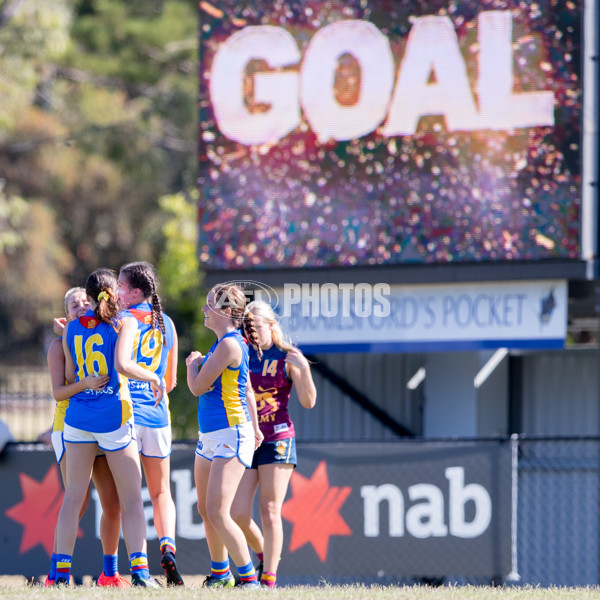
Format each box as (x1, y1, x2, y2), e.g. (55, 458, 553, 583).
(104, 440, 159, 588)
(141, 452, 183, 585)
(54, 441, 97, 584)
(231, 466, 262, 555)
(92, 455, 130, 587)
(207, 455, 259, 587)
(195, 454, 235, 588)
(257, 462, 294, 588)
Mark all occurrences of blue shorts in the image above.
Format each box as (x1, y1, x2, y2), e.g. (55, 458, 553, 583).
(251, 437, 297, 469)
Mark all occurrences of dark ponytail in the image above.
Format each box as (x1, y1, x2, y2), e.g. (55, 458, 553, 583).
(85, 269, 119, 327)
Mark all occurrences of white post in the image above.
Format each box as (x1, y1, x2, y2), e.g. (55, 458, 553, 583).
(505, 433, 521, 583)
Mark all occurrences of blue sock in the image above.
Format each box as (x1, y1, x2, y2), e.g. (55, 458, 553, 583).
(103, 554, 118, 577)
(210, 559, 231, 580)
(49, 553, 58, 580)
(56, 553, 72, 580)
(130, 552, 149, 580)
(237, 560, 257, 583)
(160, 536, 176, 554)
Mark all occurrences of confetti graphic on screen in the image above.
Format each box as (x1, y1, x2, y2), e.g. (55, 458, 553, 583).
(198, 0, 581, 270)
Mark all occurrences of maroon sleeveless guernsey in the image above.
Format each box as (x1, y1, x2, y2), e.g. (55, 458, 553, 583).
(249, 344, 295, 442)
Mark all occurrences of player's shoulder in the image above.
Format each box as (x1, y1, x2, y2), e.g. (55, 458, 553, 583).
(47, 336, 64, 357)
(219, 334, 241, 348)
(117, 308, 133, 320)
(215, 333, 243, 356)
(264, 344, 288, 360)
(117, 312, 135, 326)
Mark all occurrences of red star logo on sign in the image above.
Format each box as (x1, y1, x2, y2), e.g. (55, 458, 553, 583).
(281, 461, 352, 561)
(5, 465, 82, 556)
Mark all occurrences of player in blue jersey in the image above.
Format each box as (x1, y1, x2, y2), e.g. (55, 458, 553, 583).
(53, 268, 165, 588)
(117, 261, 183, 586)
(186, 283, 263, 588)
(45, 286, 129, 588)
(232, 300, 316, 588)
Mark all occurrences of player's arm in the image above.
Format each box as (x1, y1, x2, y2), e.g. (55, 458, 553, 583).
(246, 383, 263, 448)
(49, 336, 109, 401)
(286, 347, 317, 409)
(116, 316, 164, 403)
(62, 323, 76, 384)
(164, 321, 178, 393)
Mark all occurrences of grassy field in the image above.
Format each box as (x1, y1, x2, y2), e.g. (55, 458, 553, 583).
(2, 578, 600, 600)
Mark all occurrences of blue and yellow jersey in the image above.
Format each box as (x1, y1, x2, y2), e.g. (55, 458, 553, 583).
(52, 399, 69, 433)
(64, 310, 132, 433)
(51, 336, 69, 434)
(119, 302, 175, 428)
(197, 330, 250, 433)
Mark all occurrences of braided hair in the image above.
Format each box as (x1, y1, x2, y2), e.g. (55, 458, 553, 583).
(212, 283, 262, 360)
(85, 269, 119, 328)
(245, 300, 294, 353)
(119, 261, 166, 344)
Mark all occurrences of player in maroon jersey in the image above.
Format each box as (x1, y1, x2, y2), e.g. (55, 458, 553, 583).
(232, 300, 316, 588)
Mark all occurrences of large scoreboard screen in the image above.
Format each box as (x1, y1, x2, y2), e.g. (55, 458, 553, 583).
(198, 0, 583, 277)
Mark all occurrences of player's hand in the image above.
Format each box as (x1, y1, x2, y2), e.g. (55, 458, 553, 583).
(83, 373, 110, 390)
(151, 377, 166, 407)
(53, 317, 67, 336)
(186, 351, 204, 368)
(285, 347, 310, 371)
(254, 427, 264, 450)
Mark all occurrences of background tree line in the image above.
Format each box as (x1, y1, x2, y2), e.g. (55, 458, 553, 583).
(0, 0, 210, 436)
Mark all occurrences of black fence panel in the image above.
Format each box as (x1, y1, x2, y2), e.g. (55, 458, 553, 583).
(0, 437, 597, 586)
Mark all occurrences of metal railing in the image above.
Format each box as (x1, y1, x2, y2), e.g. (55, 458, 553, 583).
(0, 366, 54, 441)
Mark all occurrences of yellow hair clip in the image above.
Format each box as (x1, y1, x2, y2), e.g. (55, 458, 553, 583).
(97, 291, 110, 302)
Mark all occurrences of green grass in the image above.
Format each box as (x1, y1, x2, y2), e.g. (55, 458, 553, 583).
(3, 579, 600, 600)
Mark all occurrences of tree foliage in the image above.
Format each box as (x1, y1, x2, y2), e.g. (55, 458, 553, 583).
(157, 190, 213, 438)
(0, 0, 199, 361)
